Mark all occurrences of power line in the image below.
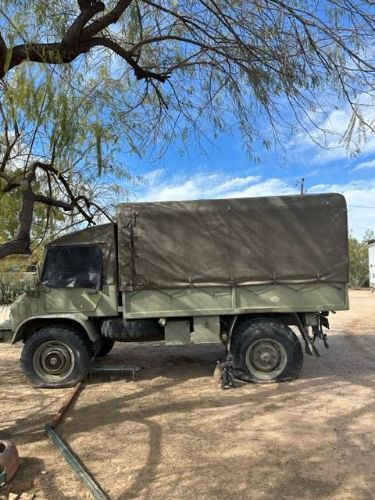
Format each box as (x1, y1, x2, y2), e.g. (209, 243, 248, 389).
(348, 205, 375, 209)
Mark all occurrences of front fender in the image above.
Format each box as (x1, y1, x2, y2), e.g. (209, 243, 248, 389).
(11, 314, 100, 344)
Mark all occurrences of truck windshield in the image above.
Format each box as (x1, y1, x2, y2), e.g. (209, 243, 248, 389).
(42, 245, 102, 289)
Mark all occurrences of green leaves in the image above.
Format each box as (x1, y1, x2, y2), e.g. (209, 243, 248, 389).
(348, 234, 370, 288)
(2, 0, 374, 159)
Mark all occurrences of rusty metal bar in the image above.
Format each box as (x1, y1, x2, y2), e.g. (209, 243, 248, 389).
(49, 382, 83, 429)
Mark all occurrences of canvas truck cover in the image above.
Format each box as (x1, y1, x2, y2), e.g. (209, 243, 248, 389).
(117, 193, 349, 291)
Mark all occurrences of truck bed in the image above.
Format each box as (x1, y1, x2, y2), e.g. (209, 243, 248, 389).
(117, 193, 349, 318)
(123, 282, 348, 319)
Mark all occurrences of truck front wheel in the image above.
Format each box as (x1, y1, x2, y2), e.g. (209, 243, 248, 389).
(21, 325, 92, 388)
(231, 319, 303, 383)
(96, 338, 115, 357)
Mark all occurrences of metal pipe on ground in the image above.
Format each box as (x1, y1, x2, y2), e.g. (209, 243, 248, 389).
(45, 364, 142, 498)
(45, 423, 109, 500)
(45, 382, 109, 500)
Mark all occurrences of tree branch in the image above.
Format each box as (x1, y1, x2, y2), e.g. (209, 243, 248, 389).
(0, 159, 100, 259)
(89, 37, 170, 81)
(0, 239, 32, 259)
(33, 193, 72, 211)
(0, 31, 7, 78)
(0, 181, 34, 259)
(81, 0, 133, 39)
(63, 0, 105, 47)
(35, 163, 95, 223)
(8, 42, 89, 69)
(0, 171, 21, 193)
(1, 0, 140, 80)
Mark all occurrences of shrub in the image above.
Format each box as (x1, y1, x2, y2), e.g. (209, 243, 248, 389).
(348, 235, 370, 288)
(0, 279, 35, 305)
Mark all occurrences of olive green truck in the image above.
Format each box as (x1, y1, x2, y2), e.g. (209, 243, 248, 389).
(4, 193, 349, 388)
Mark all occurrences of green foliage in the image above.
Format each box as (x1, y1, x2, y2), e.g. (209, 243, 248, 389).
(0, 187, 21, 244)
(348, 231, 374, 288)
(0, 255, 36, 273)
(2, 68, 115, 171)
(0, 278, 35, 304)
(2, 0, 373, 159)
(0, 168, 61, 246)
(0, 64, 132, 257)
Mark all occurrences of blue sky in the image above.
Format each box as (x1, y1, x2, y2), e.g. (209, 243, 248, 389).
(129, 97, 375, 241)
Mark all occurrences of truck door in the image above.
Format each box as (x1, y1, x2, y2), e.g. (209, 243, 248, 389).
(41, 245, 103, 313)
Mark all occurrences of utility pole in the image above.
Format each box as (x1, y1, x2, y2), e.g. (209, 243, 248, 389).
(297, 177, 305, 195)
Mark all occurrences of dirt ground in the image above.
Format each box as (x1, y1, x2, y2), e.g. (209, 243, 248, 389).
(0, 289, 374, 500)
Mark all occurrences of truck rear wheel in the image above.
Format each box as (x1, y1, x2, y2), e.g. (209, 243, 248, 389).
(21, 325, 92, 388)
(231, 319, 303, 383)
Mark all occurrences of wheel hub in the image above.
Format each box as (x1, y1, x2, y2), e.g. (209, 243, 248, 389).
(33, 342, 75, 381)
(245, 338, 287, 380)
(252, 342, 280, 371)
(42, 349, 68, 373)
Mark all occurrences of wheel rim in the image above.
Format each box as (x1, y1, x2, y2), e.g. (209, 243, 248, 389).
(245, 338, 287, 380)
(33, 341, 75, 382)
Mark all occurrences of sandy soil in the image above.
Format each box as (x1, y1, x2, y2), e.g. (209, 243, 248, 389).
(0, 290, 374, 500)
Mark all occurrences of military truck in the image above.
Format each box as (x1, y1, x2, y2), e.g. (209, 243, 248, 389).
(7, 193, 349, 388)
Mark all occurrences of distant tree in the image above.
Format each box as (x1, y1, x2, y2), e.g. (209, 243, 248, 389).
(363, 229, 375, 243)
(348, 231, 374, 288)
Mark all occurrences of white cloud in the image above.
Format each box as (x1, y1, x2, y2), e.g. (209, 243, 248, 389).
(137, 172, 293, 202)
(212, 175, 261, 193)
(289, 93, 375, 165)
(305, 179, 375, 238)
(223, 178, 293, 198)
(352, 158, 375, 172)
(147, 177, 201, 201)
(143, 168, 165, 184)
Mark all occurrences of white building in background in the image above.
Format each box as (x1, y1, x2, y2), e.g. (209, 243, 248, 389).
(368, 240, 375, 290)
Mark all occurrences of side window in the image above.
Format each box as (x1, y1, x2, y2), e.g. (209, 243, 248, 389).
(42, 246, 102, 289)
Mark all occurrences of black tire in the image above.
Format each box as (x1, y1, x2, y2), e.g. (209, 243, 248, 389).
(231, 319, 303, 383)
(96, 337, 115, 357)
(20, 325, 92, 388)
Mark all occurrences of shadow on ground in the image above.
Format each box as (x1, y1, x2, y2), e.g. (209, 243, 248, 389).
(1, 329, 374, 499)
